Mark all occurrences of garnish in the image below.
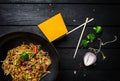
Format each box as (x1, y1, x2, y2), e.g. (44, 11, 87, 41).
(34, 45, 39, 54)
(33, 44, 42, 53)
(38, 45, 42, 50)
(81, 40, 89, 47)
(21, 53, 29, 61)
(87, 33, 96, 43)
(93, 26, 102, 34)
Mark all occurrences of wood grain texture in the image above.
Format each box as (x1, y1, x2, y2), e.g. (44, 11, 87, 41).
(57, 49, 120, 70)
(0, 1, 120, 81)
(0, 0, 120, 3)
(0, 4, 120, 25)
(0, 26, 119, 48)
(58, 70, 120, 81)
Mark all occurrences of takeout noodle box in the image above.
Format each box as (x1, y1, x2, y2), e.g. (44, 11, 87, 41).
(38, 13, 68, 42)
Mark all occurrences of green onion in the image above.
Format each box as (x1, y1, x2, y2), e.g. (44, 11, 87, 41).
(81, 40, 89, 47)
(21, 53, 29, 61)
(11, 74, 14, 78)
(87, 33, 96, 43)
(38, 45, 42, 50)
(93, 26, 102, 34)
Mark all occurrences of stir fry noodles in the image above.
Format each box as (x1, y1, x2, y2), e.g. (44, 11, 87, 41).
(2, 43, 51, 81)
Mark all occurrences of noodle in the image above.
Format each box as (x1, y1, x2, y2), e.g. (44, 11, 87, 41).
(2, 43, 51, 81)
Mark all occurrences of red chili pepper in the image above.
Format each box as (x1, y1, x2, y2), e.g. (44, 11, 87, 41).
(34, 45, 38, 54)
(46, 67, 48, 71)
(46, 66, 49, 71)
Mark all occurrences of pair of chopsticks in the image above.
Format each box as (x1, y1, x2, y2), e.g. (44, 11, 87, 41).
(66, 18, 94, 59)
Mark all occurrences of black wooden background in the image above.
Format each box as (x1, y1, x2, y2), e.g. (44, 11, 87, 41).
(0, 0, 120, 81)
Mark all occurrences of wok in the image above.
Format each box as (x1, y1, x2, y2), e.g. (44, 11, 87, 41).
(0, 32, 59, 81)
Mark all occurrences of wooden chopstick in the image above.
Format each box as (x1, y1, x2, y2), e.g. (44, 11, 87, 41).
(67, 18, 94, 35)
(73, 18, 89, 59)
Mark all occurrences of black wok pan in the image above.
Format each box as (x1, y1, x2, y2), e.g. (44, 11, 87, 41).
(0, 32, 59, 81)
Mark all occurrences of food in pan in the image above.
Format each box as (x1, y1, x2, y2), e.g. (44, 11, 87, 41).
(2, 43, 51, 81)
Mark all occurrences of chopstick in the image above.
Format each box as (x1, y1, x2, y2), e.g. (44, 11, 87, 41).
(67, 18, 94, 35)
(73, 18, 89, 59)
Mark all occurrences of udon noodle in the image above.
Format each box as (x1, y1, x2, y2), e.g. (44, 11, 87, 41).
(2, 43, 51, 81)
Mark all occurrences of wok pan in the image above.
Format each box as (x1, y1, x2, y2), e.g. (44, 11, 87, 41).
(0, 32, 59, 81)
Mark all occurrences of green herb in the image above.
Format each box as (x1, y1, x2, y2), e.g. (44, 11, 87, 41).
(93, 26, 102, 34)
(26, 52, 35, 58)
(21, 53, 29, 61)
(87, 33, 96, 43)
(81, 40, 89, 47)
(38, 45, 42, 50)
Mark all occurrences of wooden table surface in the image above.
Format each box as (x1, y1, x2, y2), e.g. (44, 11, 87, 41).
(0, 0, 120, 81)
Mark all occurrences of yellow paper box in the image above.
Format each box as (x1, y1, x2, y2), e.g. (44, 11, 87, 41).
(38, 13, 68, 42)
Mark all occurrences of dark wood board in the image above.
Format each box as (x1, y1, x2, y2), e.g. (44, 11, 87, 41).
(57, 70, 120, 81)
(57, 49, 120, 70)
(0, 1, 120, 81)
(0, 4, 120, 25)
(0, 0, 120, 4)
(0, 26, 119, 48)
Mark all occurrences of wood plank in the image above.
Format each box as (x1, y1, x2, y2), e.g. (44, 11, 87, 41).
(54, 26, 120, 48)
(57, 70, 120, 81)
(0, 26, 44, 38)
(0, 4, 120, 25)
(0, 26, 119, 48)
(0, 69, 119, 81)
(0, 0, 120, 4)
(57, 49, 120, 70)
